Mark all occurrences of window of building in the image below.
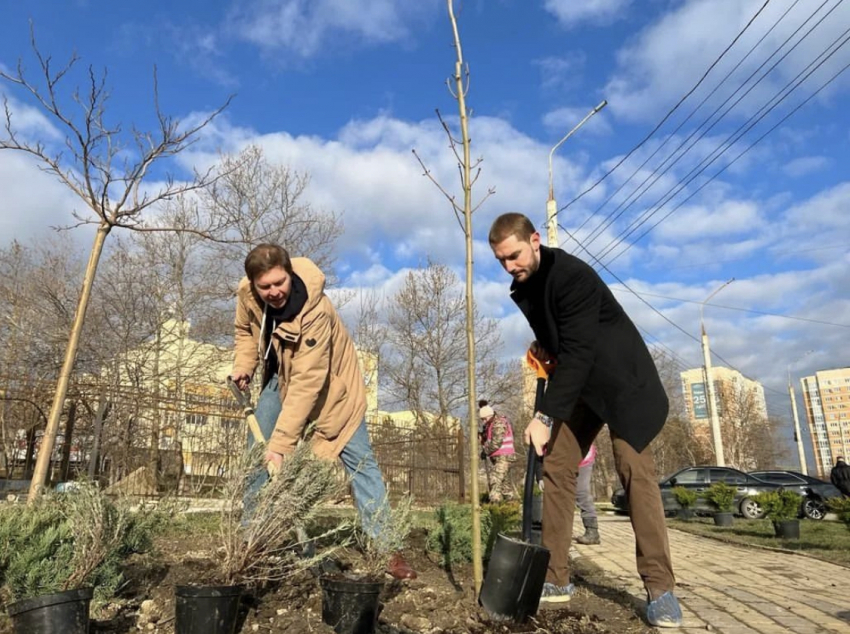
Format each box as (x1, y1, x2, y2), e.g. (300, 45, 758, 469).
(186, 413, 208, 426)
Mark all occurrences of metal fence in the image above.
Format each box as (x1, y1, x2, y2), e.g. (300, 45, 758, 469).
(1, 379, 468, 505)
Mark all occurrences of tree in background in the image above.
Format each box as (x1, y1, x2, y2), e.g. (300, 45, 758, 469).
(1, 31, 231, 499)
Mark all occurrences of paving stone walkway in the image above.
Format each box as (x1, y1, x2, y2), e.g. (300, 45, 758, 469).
(572, 515, 850, 633)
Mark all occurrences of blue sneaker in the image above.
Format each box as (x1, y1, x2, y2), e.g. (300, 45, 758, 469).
(646, 591, 683, 628)
(540, 582, 575, 603)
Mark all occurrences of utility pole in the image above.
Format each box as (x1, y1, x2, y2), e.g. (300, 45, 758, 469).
(788, 380, 808, 475)
(840, 413, 848, 460)
(546, 100, 607, 246)
(787, 350, 813, 475)
(700, 279, 734, 467)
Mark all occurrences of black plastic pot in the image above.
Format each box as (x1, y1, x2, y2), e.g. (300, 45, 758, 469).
(7, 587, 92, 634)
(320, 576, 383, 634)
(677, 508, 695, 521)
(713, 512, 734, 527)
(175, 585, 242, 634)
(773, 519, 800, 539)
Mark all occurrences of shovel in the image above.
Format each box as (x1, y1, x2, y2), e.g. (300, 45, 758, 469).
(479, 351, 552, 622)
(226, 377, 278, 477)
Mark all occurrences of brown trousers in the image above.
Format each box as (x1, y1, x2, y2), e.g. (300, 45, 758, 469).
(541, 402, 675, 596)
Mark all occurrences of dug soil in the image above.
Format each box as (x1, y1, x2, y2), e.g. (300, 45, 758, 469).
(70, 527, 657, 634)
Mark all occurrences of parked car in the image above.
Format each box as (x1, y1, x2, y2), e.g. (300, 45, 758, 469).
(611, 466, 782, 519)
(748, 470, 842, 520)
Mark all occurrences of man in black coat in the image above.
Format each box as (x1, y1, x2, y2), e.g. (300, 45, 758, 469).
(831, 457, 850, 496)
(489, 213, 681, 628)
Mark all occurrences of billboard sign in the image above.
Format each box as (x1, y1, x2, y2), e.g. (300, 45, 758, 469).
(691, 382, 709, 419)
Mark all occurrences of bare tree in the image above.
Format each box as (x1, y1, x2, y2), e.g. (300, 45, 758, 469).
(407, 1, 497, 592)
(718, 383, 786, 470)
(383, 263, 503, 426)
(201, 145, 344, 294)
(0, 32, 231, 498)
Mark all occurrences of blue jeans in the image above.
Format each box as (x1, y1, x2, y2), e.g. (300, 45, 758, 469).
(244, 375, 390, 545)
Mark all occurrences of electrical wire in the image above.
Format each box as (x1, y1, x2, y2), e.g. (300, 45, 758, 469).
(550, 0, 775, 225)
(611, 288, 850, 328)
(577, 0, 837, 256)
(570, 0, 806, 253)
(603, 46, 850, 266)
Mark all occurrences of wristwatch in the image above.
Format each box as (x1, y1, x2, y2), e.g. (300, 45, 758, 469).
(535, 411, 555, 428)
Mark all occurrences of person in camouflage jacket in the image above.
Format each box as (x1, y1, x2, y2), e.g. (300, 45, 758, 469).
(479, 402, 517, 503)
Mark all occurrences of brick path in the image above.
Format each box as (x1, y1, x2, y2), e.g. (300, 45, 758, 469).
(572, 515, 850, 633)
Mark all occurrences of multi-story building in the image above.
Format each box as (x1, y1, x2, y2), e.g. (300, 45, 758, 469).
(800, 367, 850, 479)
(680, 366, 768, 427)
(680, 366, 768, 468)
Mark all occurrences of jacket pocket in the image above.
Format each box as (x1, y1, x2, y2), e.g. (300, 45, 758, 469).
(310, 375, 349, 441)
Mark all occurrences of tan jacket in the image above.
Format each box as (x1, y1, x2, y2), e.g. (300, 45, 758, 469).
(232, 258, 366, 458)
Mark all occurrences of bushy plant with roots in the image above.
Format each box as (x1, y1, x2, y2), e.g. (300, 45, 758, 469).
(753, 489, 801, 522)
(354, 494, 414, 580)
(219, 441, 350, 586)
(0, 481, 172, 606)
(828, 497, 850, 529)
(704, 483, 737, 513)
(672, 486, 698, 509)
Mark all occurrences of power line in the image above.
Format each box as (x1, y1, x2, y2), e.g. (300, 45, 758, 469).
(657, 244, 850, 271)
(558, 224, 802, 400)
(602, 29, 850, 266)
(550, 0, 774, 225)
(570, 0, 806, 253)
(610, 288, 850, 329)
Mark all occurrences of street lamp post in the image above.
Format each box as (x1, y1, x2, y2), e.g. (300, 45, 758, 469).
(788, 350, 814, 475)
(546, 100, 607, 246)
(700, 279, 734, 467)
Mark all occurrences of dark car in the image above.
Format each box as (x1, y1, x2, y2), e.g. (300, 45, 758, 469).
(749, 470, 842, 520)
(611, 466, 781, 519)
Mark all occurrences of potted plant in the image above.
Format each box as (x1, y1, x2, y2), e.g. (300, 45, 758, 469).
(672, 486, 698, 520)
(704, 482, 736, 527)
(753, 490, 802, 539)
(320, 495, 413, 634)
(174, 441, 347, 634)
(0, 481, 169, 634)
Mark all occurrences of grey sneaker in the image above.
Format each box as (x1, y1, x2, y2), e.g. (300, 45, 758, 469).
(646, 591, 683, 628)
(540, 582, 575, 604)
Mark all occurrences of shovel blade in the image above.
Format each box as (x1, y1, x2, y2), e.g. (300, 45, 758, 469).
(480, 533, 549, 623)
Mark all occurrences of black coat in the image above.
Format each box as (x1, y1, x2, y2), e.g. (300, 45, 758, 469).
(510, 246, 668, 452)
(831, 461, 850, 496)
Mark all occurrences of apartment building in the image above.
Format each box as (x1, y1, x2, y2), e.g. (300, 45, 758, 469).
(800, 367, 850, 479)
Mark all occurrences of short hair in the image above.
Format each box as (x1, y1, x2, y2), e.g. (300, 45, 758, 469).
(489, 212, 536, 245)
(244, 244, 293, 282)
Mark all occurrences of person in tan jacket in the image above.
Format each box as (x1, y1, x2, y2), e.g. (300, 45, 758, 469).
(230, 244, 416, 580)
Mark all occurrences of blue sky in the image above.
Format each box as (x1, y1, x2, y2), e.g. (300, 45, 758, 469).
(2, 0, 849, 465)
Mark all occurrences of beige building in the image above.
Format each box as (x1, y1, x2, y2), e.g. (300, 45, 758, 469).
(99, 318, 239, 480)
(680, 366, 767, 426)
(801, 367, 850, 479)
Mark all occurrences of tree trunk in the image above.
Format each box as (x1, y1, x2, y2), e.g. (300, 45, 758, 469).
(447, 0, 482, 595)
(87, 394, 109, 479)
(59, 400, 77, 481)
(29, 224, 110, 501)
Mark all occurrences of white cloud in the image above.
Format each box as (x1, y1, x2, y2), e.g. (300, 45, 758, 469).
(782, 155, 829, 178)
(543, 0, 631, 28)
(0, 152, 87, 239)
(179, 111, 585, 269)
(654, 199, 763, 241)
(227, 0, 438, 58)
(0, 94, 63, 143)
(605, 0, 850, 123)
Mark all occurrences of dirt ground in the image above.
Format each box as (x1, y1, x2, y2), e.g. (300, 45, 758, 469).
(67, 526, 657, 634)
